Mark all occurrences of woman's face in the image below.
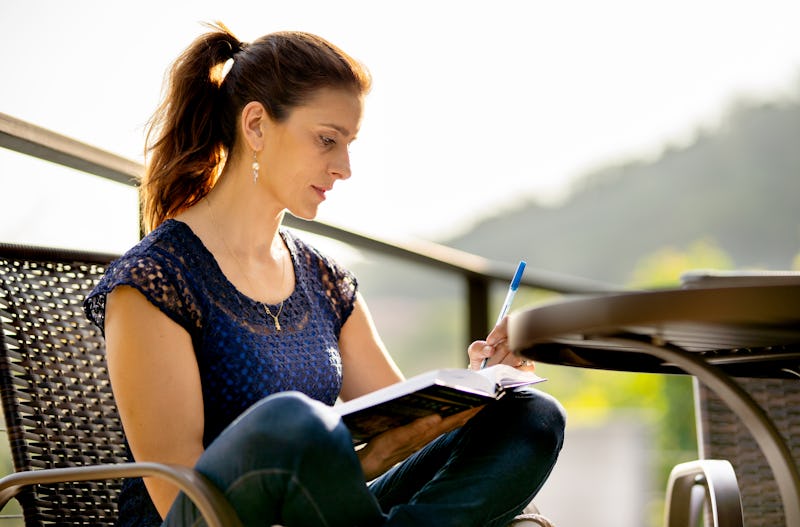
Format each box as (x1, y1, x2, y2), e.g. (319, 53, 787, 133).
(260, 87, 363, 220)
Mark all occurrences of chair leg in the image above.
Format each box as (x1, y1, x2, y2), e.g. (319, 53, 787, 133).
(664, 460, 743, 527)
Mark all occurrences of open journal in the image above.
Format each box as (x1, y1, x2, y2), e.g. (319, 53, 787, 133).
(335, 364, 546, 445)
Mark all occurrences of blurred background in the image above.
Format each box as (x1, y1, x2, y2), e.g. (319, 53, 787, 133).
(2, 1, 799, 525)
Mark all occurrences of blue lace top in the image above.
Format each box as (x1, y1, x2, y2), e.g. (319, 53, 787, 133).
(84, 219, 357, 526)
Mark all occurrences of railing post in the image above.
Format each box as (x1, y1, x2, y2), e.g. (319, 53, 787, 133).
(466, 274, 491, 346)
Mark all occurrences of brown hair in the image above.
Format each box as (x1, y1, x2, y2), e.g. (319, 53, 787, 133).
(140, 22, 371, 232)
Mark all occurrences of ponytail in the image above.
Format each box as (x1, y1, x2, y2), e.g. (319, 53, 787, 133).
(141, 22, 241, 233)
(140, 22, 371, 233)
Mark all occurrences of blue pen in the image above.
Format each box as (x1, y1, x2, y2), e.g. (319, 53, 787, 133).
(481, 260, 526, 369)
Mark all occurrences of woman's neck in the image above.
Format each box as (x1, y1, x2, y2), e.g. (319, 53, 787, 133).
(204, 157, 285, 256)
(175, 156, 286, 263)
(180, 172, 293, 304)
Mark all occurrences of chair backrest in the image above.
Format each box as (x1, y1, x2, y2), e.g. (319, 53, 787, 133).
(0, 243, 122, 526)
(695, 376, 800, 527)
(682, 269, 800, 526)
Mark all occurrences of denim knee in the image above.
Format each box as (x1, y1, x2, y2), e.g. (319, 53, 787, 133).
(445, 387, 567, 467)
(173, 393, 384, 526)
(513, 388, 567, 453)
(479, 389, 567, 504)
(235, 391, 348, 447)
(200, 391, 354, 474)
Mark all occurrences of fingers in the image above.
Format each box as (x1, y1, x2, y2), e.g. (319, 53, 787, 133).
(471, 338, 536, 371)
(470, 337, 511, 369)
(467, 340, 492, 370)
(468, 316, 512, 370)
(486, 315, 509, 345)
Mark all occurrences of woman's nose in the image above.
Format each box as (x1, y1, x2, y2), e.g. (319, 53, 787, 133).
(330, 149, 352, 180)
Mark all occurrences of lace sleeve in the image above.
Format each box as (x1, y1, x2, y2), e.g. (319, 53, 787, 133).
(84, 251, 202, 336)
(319, 253, 358, 330)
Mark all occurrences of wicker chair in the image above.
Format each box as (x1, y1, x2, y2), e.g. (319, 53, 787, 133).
(0, 243, 241, 526)
(694, 376, 800, 527)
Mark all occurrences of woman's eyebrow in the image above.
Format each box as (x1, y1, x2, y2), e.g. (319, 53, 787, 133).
(320, 123, 353, 137)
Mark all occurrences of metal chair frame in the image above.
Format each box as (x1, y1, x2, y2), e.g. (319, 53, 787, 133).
(664, 459, 743, 527)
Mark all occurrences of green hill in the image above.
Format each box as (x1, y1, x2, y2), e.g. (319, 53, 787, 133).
(443, 84, 800, 285)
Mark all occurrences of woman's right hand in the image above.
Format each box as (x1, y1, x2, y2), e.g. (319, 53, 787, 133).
(355, 406, 482, 480)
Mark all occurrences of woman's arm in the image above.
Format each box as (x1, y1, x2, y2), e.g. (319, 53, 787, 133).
(337, 292, 404, 400)
(338, 293, 481, 479)
(104, 286, 206, 519)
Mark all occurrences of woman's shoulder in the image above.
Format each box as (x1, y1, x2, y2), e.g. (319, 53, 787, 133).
(122, 219, 199, 261)
(104, 219, 213, 279)
(85, 220, 207, 332)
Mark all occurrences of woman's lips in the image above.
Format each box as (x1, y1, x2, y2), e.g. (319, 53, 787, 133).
(312, 185, 330, 200)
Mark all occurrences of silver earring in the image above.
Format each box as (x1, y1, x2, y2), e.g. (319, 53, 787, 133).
(252, 152, 260, 183)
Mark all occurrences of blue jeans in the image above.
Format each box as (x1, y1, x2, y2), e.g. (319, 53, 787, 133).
(164, 389, 565, 527)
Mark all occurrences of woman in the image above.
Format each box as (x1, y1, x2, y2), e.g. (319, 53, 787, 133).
(84, 22, 565, 527)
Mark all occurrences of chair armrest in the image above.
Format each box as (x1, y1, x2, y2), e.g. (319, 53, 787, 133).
(664, 459, 743, 527)
(0, 462, 242, 527)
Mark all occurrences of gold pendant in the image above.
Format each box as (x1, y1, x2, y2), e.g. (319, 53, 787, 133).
(263, 303, 282, 332)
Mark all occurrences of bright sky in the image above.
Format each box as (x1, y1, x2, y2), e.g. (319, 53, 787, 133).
(2, 0, 799, 253)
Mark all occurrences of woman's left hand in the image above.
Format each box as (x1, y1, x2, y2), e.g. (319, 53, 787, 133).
(466, 316, 535, 371)
(356, 406, 482, 480)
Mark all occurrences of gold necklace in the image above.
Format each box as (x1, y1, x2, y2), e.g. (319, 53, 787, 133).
(205, 196, 286, 331)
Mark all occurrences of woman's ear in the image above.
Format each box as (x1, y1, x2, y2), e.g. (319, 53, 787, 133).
(240, 101, 267, 151)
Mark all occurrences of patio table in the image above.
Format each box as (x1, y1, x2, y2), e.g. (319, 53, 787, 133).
(506, 274, 800, 527)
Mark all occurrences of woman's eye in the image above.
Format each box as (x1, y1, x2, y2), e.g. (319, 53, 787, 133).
(320, 136, 336, 147)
